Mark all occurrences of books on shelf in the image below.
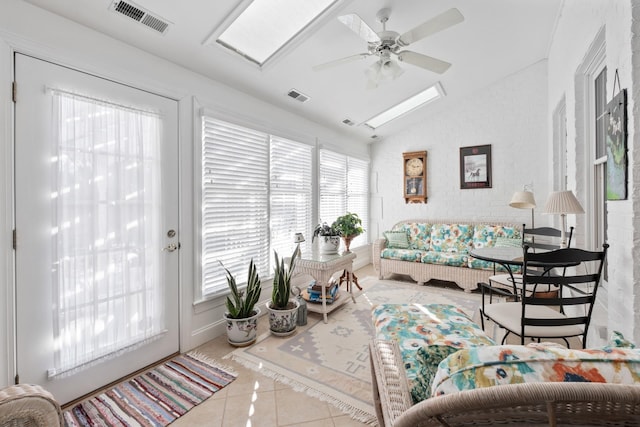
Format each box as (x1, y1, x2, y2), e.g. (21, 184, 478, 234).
(303, 279, 340, 304)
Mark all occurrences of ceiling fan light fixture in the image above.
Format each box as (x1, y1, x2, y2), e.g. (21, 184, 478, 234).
(381, 59, 403, 79)
(365, 58, 403, 88)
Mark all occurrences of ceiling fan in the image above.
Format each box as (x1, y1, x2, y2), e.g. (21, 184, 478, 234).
(313, 7, 464, 88)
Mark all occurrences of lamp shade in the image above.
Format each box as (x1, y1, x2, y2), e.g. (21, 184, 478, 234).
(509, 191, 536, 209)
(293, 233, 305, 243)
(543, 190, 585, 214)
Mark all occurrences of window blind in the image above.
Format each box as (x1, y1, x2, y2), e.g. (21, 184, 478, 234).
(270, 136, 313, 258)
(319, 149, 369, 249)
(347, 156, 369, 248)
(201, 117, 269, 296)
(319, 149, 346, 224)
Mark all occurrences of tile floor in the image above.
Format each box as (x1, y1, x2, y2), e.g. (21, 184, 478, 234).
(171, 265, 377, 427)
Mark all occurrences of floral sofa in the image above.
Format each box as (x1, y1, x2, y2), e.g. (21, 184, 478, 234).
(370, 303, 640, 427)
(372, 219, 521, 292)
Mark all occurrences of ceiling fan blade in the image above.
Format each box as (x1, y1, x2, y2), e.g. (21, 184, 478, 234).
(397, 51, 451, 74)
(337, 13, 381, 43)
(312, 52, 372, 71)
(398, 8, 464, 46)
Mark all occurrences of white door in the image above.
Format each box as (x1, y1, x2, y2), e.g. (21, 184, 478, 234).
(14, 54, 179, 404)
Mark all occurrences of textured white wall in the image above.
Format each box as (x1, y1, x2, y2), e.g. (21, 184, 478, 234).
(370, 60, 549, 237)
(547, 0, 637, 345)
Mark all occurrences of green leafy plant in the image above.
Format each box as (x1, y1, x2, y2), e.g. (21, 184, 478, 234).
(221, 259, 261, 319)
(271, 245, 300, 309)
(332, 212, 364, 238)
(312, 222, 339, 242)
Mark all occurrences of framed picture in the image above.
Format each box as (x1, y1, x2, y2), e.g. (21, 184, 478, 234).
(605, 89, 627, 200)
(460, 144, 492, 189)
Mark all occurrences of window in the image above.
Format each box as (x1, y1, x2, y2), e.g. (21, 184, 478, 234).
(214, 0, 339, 66)
(364, 83, 445, 130)
(200, 115, 313, 298)
(270, 136, 313, 258)
(319, 149, 369, 249)
(594, 67, 608, 279)
(50, 90, 165, 376)
(552, 98, 568, 191)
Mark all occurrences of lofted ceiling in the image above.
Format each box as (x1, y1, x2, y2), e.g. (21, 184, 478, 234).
(22, 0, 562, 143)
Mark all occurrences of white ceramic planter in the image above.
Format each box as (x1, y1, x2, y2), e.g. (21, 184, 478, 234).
(266, 300, 299, 336)
(224, 308, 260, 347)
(319, 236, 340, 254)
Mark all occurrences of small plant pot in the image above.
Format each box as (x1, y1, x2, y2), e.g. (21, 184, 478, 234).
(342, 236, 355, 253)
(266, 300, 299, 336)
(319, 236, 340, 254)
(224, 308, 260, 347)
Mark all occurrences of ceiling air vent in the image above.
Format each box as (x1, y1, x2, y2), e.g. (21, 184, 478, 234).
(109, 0, 171, 35)
(342, 119, 356, 126)
(287, 89, 310, 103)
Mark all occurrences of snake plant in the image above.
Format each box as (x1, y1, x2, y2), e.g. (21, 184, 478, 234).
(222, 259, 261, 319)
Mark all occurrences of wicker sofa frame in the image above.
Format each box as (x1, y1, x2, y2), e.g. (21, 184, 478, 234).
(370, 339, 640, 427)
(0, 383, 63, 426)
(373, 219, 520, 292)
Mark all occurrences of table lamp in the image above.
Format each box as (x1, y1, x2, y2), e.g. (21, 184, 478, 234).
(543, 190, 584, 248)
(293, 233, 305, 257)
(509, 189, 536, 228)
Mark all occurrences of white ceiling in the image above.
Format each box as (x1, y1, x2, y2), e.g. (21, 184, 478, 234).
(22, 0, 562, 143)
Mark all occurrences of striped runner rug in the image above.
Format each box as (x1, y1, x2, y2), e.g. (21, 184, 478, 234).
(63, 352, 236, 426)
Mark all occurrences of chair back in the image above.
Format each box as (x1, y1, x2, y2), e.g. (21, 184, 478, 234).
(520, 244, 608, 348)
(522, 224, 574, 250)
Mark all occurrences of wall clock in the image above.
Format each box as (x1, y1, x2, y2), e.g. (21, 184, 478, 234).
(403, 151, 427, 203)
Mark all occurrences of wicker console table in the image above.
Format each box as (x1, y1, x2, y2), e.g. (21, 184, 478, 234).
(294, 251, 357, 323)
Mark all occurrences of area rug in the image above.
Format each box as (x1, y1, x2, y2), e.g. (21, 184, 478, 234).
(63, 352, 236, 426)
(225, 278, 482, 425)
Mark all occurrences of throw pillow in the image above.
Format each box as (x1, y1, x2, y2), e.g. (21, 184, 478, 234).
(384, 230, 410, 249)
(495, 236, 522, 248)
(411, 345, 460, 403)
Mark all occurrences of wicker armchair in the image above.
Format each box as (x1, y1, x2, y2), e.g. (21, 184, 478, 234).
(0, 384, 63, 427)
(370, 339, 640, 426)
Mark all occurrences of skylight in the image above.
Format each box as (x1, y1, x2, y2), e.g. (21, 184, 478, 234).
(364, 83, 445, 130)
(215, 0, 339, 66)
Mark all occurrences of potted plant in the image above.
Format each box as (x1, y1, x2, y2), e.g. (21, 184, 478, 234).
(266, 245, 300, 336)
(332, 212, 364, 252)
(312, 222, 341, 254)
(221, 259, 262, 347)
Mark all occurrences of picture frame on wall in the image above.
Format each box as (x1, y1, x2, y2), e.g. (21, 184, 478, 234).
(605, 88, 627, 200)
(460, 144, 492, 189)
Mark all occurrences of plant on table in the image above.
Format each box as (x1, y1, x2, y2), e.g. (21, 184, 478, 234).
(332, 212, 365, 252)
(313, 222, 341, 254)
(312, 222, 340, 241)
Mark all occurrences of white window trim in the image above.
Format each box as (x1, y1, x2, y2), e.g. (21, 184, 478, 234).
(575, 28, 605, 250)
(552, 97, 567, 192)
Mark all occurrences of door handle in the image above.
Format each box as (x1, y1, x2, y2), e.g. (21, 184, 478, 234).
(163, 243, 179, 252)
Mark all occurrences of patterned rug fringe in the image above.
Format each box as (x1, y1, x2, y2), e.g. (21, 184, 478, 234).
(188, 350, 238, 377)
(226, 346, 377, 426)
